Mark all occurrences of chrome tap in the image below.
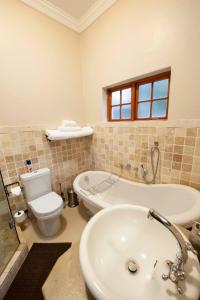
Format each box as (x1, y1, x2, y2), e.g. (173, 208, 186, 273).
(148, 208, 198, 294)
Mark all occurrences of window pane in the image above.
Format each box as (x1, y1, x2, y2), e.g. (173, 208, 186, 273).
(112, 91, 120, 105)
(112, 106, 120, 119)
(122, 88, 131, 104)
(137, 102, 151, 118)
(138, 83, 151, 101)
(121, 104, 131, 119)
(153, 79, 168, 99)
(152, 99, 167, 118)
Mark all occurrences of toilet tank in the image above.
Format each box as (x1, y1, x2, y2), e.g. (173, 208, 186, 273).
(20, 168, 52, 202)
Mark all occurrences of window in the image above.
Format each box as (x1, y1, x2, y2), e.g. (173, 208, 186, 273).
(107, 72, 170, 121)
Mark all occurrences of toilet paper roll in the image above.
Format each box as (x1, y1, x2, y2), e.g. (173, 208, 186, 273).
(10, 186, 22, 196)
(14, 210, 26, 224)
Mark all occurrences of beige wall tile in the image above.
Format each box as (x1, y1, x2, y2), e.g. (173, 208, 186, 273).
(182, 164, 192, 172)
(185, 137, 196, 146)
(0, 131, 93, 210)
(91, 125, 200, 191)
(173, 145, 183, 154)
(1, 125, 200, 202)
(173, 154, 182, 163)
(175, 137, 185, 145)
(186, 128, 197, 137)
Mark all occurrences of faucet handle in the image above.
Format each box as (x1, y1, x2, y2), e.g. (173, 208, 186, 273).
(162, 259, 185, 294)
(162, 260, 174, 282)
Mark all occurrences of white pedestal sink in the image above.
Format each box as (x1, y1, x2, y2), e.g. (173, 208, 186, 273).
(80, 205, 200, 300)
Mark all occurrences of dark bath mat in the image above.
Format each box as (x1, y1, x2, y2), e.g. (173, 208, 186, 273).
(4, 242, 71, 300)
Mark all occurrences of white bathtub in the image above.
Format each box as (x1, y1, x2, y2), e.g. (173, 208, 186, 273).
(73, 170, 200, 228)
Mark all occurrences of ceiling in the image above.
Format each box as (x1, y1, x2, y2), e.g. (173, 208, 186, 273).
(20, 0, 117, 32)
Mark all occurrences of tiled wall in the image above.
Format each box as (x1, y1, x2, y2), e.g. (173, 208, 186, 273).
(0, 124, 200, 212)
(0, 129, 93, 210)
(92, 125, 200, 190)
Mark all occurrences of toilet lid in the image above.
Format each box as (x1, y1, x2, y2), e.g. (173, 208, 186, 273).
(30, 192, 63, 216)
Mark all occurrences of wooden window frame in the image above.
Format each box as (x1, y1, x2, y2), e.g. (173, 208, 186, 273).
(107, 71, 170, 122)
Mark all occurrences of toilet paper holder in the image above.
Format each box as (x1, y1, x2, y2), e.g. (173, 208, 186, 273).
(4, 181, 23, 197)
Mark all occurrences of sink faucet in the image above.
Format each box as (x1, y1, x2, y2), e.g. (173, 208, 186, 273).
(148, 208, 198, 294)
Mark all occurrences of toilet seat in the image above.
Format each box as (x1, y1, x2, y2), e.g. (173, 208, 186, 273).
(29, 192, 63, 219)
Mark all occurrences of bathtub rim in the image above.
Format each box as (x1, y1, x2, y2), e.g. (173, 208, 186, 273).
(73, 170, 200, 228)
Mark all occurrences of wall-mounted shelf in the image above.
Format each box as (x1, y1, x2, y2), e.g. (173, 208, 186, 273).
(45, 127, 94, 141)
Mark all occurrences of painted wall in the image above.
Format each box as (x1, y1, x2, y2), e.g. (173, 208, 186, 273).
(80, 0, 200, 123)
(1, 0, 200, 127)
(0, 0, 82, 127)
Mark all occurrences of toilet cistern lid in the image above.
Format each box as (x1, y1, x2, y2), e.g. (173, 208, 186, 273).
(20, 168, 50, 182)
(29, 192, 63, 216)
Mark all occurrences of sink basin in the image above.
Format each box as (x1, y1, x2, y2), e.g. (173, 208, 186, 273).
(80, 205, 200, 300)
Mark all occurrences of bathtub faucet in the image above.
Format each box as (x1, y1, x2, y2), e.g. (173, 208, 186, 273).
(148, 208, 198, 294)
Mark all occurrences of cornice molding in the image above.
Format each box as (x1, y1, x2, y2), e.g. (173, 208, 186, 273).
(20, 0, 117, 32)
(78, 0, 117, 32)
(20, 0, 79, 31)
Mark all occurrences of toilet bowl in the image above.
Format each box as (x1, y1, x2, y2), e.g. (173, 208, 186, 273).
(20, 168, 63, 237)
(29, 192, 63, 236)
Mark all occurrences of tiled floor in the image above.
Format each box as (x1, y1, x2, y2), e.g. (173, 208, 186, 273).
(21, 202, 93, 300)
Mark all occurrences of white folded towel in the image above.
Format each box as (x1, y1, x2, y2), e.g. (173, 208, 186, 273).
(45, 127, 94, 141)
(61, 120, 77, 127)
(57, 126, 81, 132)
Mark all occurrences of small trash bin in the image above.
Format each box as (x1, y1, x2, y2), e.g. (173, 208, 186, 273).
(67, 187, 79, 208)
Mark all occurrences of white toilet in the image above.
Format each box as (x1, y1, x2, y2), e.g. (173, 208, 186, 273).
(20, 168, 63, 237)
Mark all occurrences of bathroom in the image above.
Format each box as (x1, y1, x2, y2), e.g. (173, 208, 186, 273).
(0, 0, 200, 299)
